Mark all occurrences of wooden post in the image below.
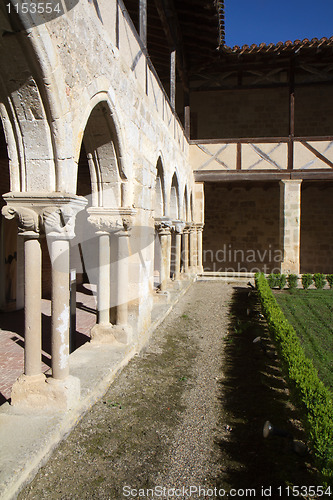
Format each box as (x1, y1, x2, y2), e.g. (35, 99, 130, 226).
(236, 142, 242, 170)
(139, 0, 147, 47)
(184, 90, 190, 139)
(170, 49, 176, 111)
(288, 57, 295, 170)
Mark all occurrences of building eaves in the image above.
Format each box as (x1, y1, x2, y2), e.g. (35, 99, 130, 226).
(221, 36, 333, 56)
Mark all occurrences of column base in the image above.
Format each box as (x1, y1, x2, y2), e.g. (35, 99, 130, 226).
(112, 324, 132, 345)
(156, 289, 170, 301)
(90, 323, 118, 344)
(11, 373, 80, 411)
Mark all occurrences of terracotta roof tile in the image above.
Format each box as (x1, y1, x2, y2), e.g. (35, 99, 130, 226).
(221, 36, 333, 55)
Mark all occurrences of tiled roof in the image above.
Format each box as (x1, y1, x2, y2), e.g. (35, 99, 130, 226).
(221, 36, 333, 55)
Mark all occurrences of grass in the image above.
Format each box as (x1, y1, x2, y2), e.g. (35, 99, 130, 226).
(275, 289, 333, 392)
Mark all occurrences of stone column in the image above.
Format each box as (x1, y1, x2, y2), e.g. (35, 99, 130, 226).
(112, 229, 132, 344)
(2, 195, 87, 409)
(196, 224, 204, 274)
(189, 225, 197, 272)
(174, 222, 185, 280)
(90, 231, 115, 343)
(279, 179, 302, 274)
(23, 235, 43, 377)
(157, 223, 172, 292)
(43, 205, 82, 408)
(49, 237, 71, 381)
(183, 226, 190, 274)
(16, 234, 24, 310)
(87, 207, 136, 344)
(1, 205, 47, 405)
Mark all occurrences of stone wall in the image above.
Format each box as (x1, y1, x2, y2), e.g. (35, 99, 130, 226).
(301, 183, 333, 273)
(190, 85, 333, 140)
(203, 182, 281, 273)
(191, 88, 289, 139)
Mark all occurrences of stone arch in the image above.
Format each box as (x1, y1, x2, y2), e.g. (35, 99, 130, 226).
(76, 99, 126, 208)
(170, 171, 180, 220)
(0, 10, 56, 193)
(183, 185, 189, 221)
(0, 119, 16, 311)
(154, 157, 166, 218)
(190, 191, 194, 222)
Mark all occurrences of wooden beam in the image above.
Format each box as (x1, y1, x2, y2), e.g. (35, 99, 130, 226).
(190, 137, 288, 145)
(194, 169, 333, 183)
(301, 141, 333, 169)
(139, 0, 147, 47)
(153, 0, 189, 93)
(288, 57, 295, 170)
(236, 143, 242, 170)
(170, 49, 176, 111)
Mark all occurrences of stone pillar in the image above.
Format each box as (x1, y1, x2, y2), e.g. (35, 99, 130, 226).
(279, 179, 302, 274)
(174, 228, 182, 280)
(196, 224, 204, 273)
(158, 223, 171, 292)
(189, 225, 197, 272)
(23, 235, 43, 377)
(173, 221, 185, 280)
(90, 231, 115, 343)
(2, 195, 87, 409)
(87, 207, 137, 344)
(1, 205, 47, 405)
(44, 205, 83, 408)
(183, 226, 190, 274)
(16, 234, 24, 310)
(113, 229, 132, 344)
(49, 238, 71, 381)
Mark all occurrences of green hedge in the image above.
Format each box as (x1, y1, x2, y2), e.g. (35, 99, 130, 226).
(255, 272, 333, 482)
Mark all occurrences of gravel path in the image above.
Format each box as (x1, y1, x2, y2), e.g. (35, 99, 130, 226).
(19, 282, 315, 500)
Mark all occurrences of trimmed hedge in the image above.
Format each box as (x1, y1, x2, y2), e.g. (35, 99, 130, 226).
(255, 272, 333, 481)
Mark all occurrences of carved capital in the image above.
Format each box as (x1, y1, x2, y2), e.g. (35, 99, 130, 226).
(1, 192, 87, 239)
(173, 220, 186, 234)
(87, 207, 136, 233)
(42, 205, 76, 239)
(1, 205, 39, 235)
(155, 217, 172, 235)
(195, 223, 204, 233)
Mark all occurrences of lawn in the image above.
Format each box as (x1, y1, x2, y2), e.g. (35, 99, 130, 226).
(275, 289, 333, 393)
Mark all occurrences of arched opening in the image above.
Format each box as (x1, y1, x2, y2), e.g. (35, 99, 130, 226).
(154, 158, 165, 218)
(180, 185, 189, 272)
(0, 120, 15, 312)
(153, 158, 165, 289)
(170, 173, 180, 278)
(169, 173, 179, 220)
(71, 102, 125, 349)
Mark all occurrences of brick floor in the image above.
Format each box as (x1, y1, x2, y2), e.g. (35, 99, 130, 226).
(0, 283, 97, 404)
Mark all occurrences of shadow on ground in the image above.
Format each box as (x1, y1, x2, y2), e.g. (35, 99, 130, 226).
(214, 286, 318, 497)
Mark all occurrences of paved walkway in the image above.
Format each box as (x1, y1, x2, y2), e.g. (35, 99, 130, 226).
(0, 280, 193, 500)
(0, 284, 97, 403)
(14, 281, 316, 500)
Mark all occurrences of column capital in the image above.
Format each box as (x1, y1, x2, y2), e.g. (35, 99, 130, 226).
(87, 207, 137, 233)
(155, 217, 172, 235)
(195, 223, 204, 233)
(1, 192, 87, 238)
(173, 220, 186, 234)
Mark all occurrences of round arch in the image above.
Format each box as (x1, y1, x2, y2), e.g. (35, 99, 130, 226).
(170, 171, 180, 220)
(76, 98, 127, 208)
(154, 156, 166, 218)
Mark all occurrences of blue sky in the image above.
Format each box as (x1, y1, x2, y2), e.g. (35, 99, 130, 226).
(225, 0, 333, 47)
